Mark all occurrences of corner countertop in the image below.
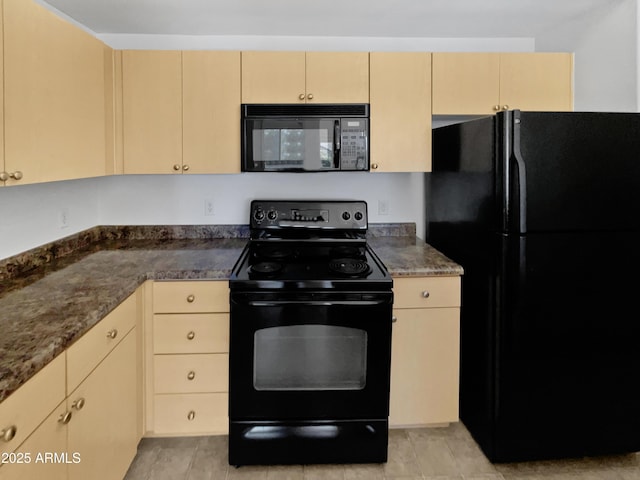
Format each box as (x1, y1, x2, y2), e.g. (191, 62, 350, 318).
(0, 224, 462, 403)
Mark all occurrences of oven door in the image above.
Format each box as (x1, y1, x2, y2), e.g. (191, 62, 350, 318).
(229, 291, 393, 420)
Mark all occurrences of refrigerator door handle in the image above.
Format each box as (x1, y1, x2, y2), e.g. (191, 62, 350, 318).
(511, 111, 528, 233)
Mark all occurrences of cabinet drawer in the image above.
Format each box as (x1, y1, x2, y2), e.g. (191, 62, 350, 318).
(154, 354, 228, 394)
(153, 281, 229, 313)
(0, 354, 65, 455)
(393, 276, 461, 309)
(153, 393, 228, 435)
(66, 292, 137, 393)
(153, 313, 229, 354)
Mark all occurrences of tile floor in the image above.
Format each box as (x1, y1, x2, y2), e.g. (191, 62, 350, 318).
(123, 423, 640, 480)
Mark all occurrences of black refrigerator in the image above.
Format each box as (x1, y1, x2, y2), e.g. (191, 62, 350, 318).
(426, 110, 640, 462)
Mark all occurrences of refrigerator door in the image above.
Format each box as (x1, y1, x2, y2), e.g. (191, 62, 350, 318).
(503, 111, 640, 234)
(493, 231, 640, 461)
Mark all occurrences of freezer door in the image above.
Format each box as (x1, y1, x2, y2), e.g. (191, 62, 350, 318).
(503, 111, 640, 233)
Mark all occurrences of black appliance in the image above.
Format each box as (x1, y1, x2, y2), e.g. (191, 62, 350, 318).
(426, 110, 640, 462)
(228, 200, 393, 466)
(241, 104, 369, 172)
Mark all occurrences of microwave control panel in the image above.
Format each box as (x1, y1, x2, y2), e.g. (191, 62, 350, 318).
(340, 119, 368, 171)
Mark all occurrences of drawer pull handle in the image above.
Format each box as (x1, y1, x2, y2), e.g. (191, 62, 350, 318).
(422, 291, 430, 299)
(187, 371, 196, 381)
(58, 412, 73, 425)
(187, 294, 195, 303)
(187, 331, 195, 340)
(187, 410, 196, 421)
(106, 329, 118, 339)
(1, 425, 17, 442)
(72, 398, 86, 411)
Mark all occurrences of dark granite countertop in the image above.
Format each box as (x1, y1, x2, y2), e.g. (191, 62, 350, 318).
(0, 224, 462, 403)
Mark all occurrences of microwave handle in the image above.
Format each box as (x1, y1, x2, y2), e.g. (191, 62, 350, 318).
(333, 120, 341, 169)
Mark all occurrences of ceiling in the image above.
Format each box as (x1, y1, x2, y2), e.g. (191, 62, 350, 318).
(40, 0, 619, 39)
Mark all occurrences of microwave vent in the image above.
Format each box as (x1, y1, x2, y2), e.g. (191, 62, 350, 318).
(243, 104, 369, 118)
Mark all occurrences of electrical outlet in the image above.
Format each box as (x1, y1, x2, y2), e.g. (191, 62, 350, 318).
(204, 199, 215, 216)
(59, 208, 70, 229)
(378, 199, 390, 215)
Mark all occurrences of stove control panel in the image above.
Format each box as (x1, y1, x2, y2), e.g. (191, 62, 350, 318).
(251, 200, 368, 230)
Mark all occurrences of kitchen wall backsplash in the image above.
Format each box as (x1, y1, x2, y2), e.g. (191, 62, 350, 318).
(0, 172, 424, 261)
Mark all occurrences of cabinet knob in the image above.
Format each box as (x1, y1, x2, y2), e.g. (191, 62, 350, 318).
(392, 316, 397, 323)
(182, 164, 190, 172)
(0, 172, 8, 182)
(72, 398, 86, 411)
(299, 93, 306, 101)
(187, 371, 196, 381)
(1, 425, 17, 442)
(187, 410, 196, 421)
(58, 412, 73, 425)
(422, 291, 430, 298)
(173, 164, 181, 171)
(186, 294, 195, 303)
(106, 329, 118, 339)
(493, 105, 501, 111)
(307, 93, 314, 100)
(186, 331, 196, 340)
(371, 164, 378, 170)
(502, 105, 509, 110)
(9, 171, 23, 180)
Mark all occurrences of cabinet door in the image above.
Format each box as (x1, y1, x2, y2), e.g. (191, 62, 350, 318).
(241, 51, 306, 103)
(67, 331, 138, 480)
(499, 53, 574, 111)
(0, 402, 68, 480)
(432, 52, 501, 115)
(389, 308, 460, 426)
(3, 0, 108, 185)
(370, 52, 431, 172)
(305, 52, 369, 103)
(122, 50, 182, 174)
(183, 51, 241, 173)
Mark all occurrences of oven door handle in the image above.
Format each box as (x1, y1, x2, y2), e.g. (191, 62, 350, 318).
(245, 300, 388, 307)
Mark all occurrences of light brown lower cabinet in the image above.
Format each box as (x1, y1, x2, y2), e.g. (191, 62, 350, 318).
(389, 276, 461, 427)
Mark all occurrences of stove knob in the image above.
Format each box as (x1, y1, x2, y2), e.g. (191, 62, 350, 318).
(267, 210, 278, 221)
(342, 211, 351, 221)
(354, 211, 363, 221)
(254, 209, 265, 221)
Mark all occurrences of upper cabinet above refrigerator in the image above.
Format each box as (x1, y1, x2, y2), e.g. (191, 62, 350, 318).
(432, 52, 574, 115)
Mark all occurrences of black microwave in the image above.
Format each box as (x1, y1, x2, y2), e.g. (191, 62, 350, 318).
(241, 104, 369, 172)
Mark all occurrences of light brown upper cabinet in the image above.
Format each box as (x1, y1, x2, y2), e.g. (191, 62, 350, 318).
(370, 52, 432, 172)
(432, 52, 573, 115)
(241, 51, 369, 104)
(2, 0, 110, 186)
(122, 50, 241, 174)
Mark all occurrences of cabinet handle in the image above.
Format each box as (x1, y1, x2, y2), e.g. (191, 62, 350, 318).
(502, 105, 509, 110)
(0, 172, 8, 182)
(307, 93, 314, 100)
(58, 412, 72, 425)
(187, 410, 196, 421)
(493, 105, 501, 111)
(186, 294, 195, 303)
(187, 331, 196, 340)
(371, 164, 378, 170)
(72, 398, 86, 411)
(392, 316, 397, 323)
(9, 171, 23, 180)
(298, 93, 305, 101)
(1, 425, 17, 442)
(187, 371, 196, 380)
(106, 329, 118, 339)
(173, 164, 181, 171)
(422, 291, 430, 298)
(182, 164, 190, 172)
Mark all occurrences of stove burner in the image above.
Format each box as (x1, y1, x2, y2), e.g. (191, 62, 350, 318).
(248, 262, 283, 276)
(329, 258, 372, 277)
(255, 246, 294, 261)
(329, 245, 365, 258)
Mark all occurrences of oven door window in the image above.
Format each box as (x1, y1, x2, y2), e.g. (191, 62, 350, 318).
(246, 119, 337, 171)
(254, 325, 367, 391)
